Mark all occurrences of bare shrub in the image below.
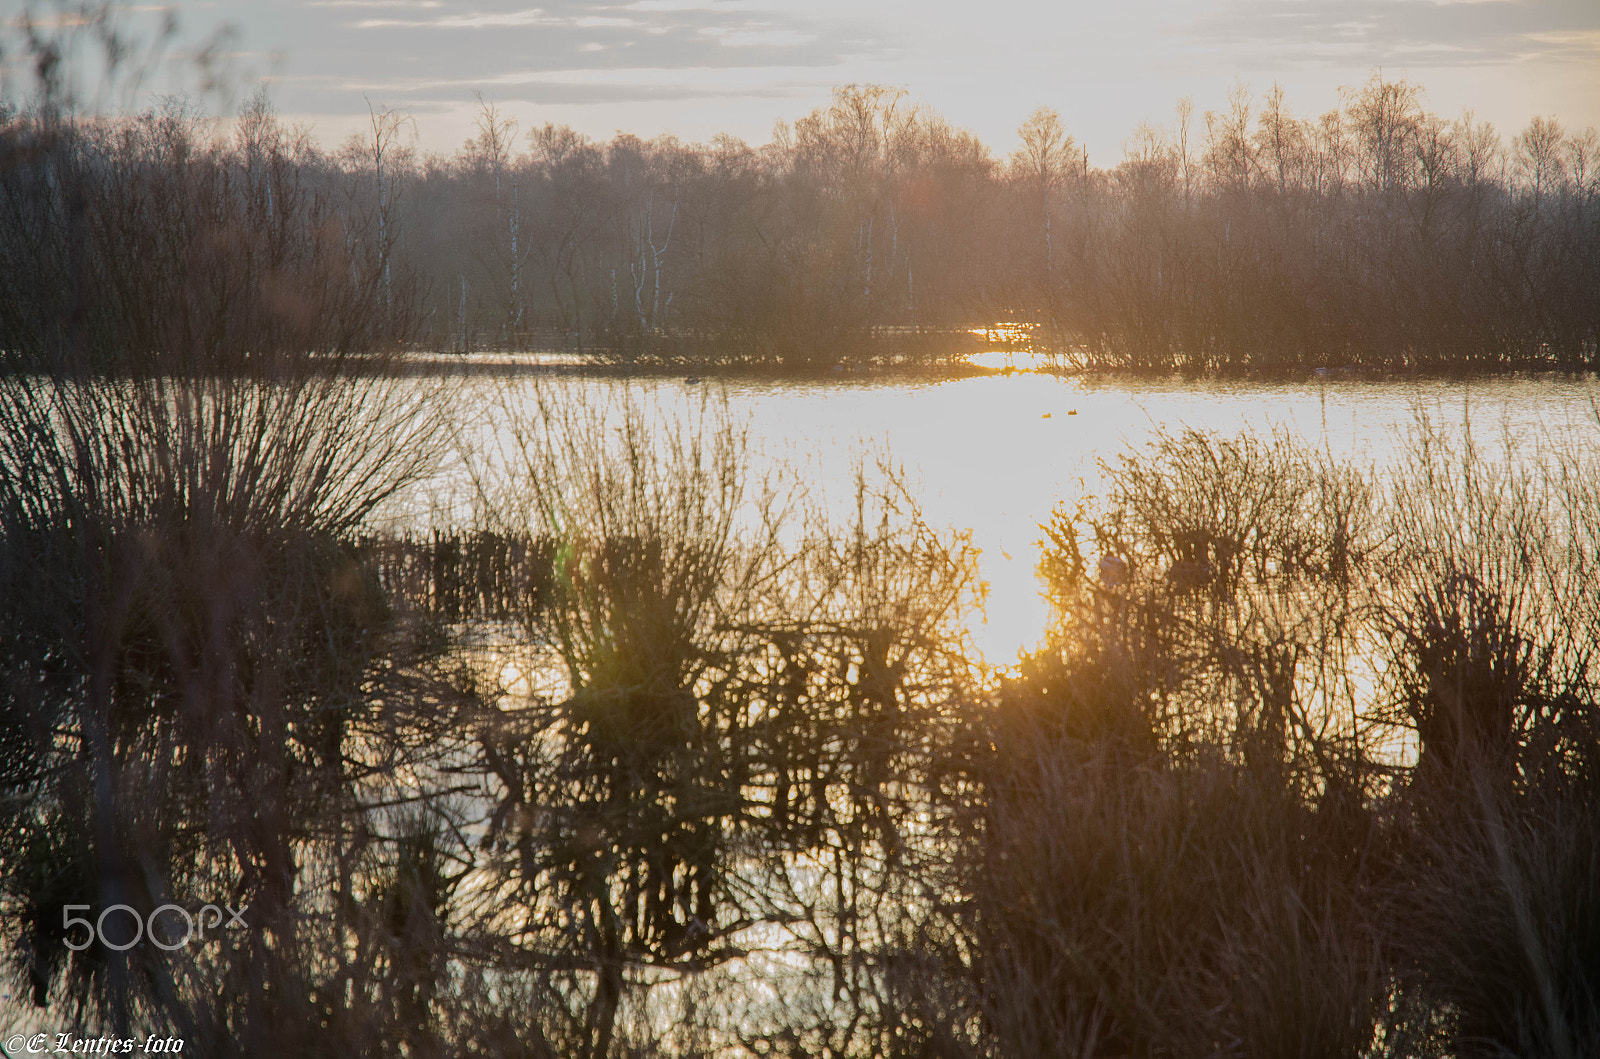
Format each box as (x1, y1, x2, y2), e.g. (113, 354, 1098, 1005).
(0, 353, 461, 1047)
(464, 385, 983, 1054)
(1373, 415, 1600, 1057)
(1038, 427, 1381, 786)
(957, 659, 1382, 1058)
(925, 427, 1389, 1057)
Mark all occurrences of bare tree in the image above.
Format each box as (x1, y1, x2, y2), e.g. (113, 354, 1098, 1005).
(364, 99, 415, 312)
(1514, 115, 1565, 204)
(1175, 96, 1195, 206)
(1256, 83, 1309, 195)
(1204, 81, 1256, 193)
(1013, 106, 1075, 278)
(465, 95, 524, 342)
(1345, 72, 1422, 195)
(1454, 110, 1502, 188)
(1565, 126, 1600, 198)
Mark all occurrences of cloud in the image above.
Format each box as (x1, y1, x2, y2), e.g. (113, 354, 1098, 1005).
(622, 0, 739, 11)
(701, 26, 816, 49)
(300, 59, 835, 108)
(265, 0, 883, 123)
(405, 76, 807, 107)
(352, 10, 561, 29)
(283, 0, 878, 84)
(1198, 0, 1600, 66)
(306, 1, 444, 8)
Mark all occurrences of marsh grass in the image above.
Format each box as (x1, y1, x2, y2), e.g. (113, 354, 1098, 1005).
(915, 415, 1600, 1059)
(451, 385, 983, 1055)
(963, 684, 1382, 1057)
(0, 349, 466, 1048)
(913, 428, 1388, 1058)
(6, 340, 1600, 1056)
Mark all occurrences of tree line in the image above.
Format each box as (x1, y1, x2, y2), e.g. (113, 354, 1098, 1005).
(2, 75, 1597, 371)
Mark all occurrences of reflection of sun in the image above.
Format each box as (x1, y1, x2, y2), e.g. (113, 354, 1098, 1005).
(968, 322, 1036, 346)
(966, 321, 1056, 372)
(967, 349, 1055, 372)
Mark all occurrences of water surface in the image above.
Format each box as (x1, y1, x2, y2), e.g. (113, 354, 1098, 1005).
(399, 367, 1600, 662)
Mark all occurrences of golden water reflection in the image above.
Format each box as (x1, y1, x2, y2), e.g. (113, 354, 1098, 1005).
(386, 368, 1600, 665)
(966, 348, 1058, 372)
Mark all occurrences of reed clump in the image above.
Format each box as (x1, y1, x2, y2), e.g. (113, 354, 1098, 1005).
(906, 419, 1600, 1059)
(458, 387, 984, 1055)
(0, 345, 464, 1049)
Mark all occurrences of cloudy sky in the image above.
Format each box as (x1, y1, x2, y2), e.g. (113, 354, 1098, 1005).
(16, 0, 1600, 162)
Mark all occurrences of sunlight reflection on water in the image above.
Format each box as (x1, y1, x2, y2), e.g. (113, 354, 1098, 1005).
(392, 368, 1600, 664)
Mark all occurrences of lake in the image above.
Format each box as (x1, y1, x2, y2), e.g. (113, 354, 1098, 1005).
(397, 361, 1600, 663)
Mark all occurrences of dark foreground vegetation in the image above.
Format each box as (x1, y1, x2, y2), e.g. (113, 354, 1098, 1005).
(2, 61, 1597, 370)
(5, 335, 1600, 1056)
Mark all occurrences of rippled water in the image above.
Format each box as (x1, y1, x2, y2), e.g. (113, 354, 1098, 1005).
(398, 366, 1600, 662)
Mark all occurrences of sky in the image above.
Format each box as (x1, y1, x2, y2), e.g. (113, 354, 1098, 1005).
(9, 0, 1600, 164)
